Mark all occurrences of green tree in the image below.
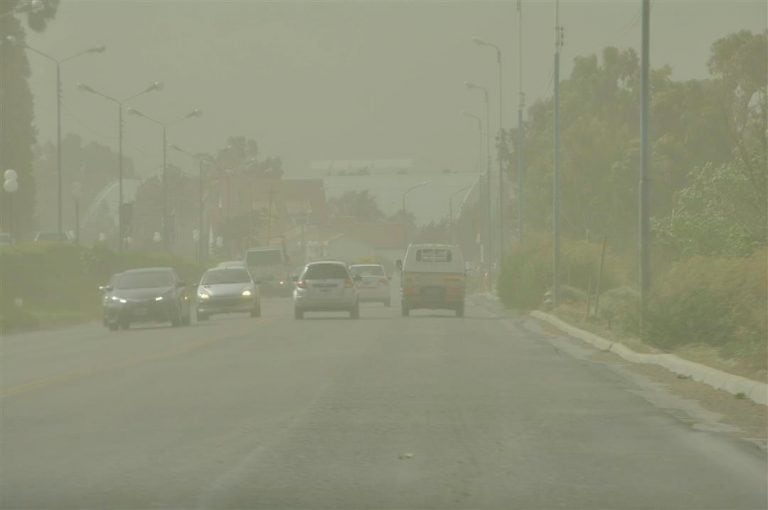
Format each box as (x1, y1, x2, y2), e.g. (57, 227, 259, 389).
(0, 0, 61, 237)
(33, 134, 136, 232)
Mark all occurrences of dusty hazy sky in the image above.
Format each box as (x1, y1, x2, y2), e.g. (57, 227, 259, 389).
(24, 0, 767, 177)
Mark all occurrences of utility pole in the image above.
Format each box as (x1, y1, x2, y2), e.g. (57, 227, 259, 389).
(639, 0, 651, 327)
(495, 48, 505, 262)
(118, 103, 124, 252)
(553, 0, 563, 307)
(517, 0, 525, 243)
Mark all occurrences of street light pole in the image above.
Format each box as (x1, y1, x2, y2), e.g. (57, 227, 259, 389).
(170, 144, 214, 263)
(8, 38, 104, 237)
(78, 81, 163, 252)
(127, 107, 202, 252)
(71, 181, 82, 246)
(553, 0, 563, 307)
(465, 81, 493, 274)
(449, 184, 472, 244)
(517, 0, 526, 243)
(473, 37, 505, 259)
(461, 110, 483, 174)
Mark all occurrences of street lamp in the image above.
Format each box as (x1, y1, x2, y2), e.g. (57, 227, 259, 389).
(6, 35, 104, 238)
(449, 185, 472, 226)
(465, 81, 493, 272)
(401, 180, 430, 248)
(127, 107, 202, 251)
(3, 169, 19, 242)
(472, 36, 506, 259)
(449, 184, 472, 244)
(71, 181, 83, 245)
(461, 110, 483, 173)
(78, 80, 163, 252)
(170, 144, 215, 263)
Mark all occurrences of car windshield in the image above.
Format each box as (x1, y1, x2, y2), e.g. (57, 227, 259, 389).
(201, 269, 252, 285)
(302, 264, 349, 280)
(115, 271, 174, 289)
(350, 265, 384, 276)
(245, 250, 283, 266)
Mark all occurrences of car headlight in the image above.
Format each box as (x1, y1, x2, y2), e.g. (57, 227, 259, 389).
(198, 292, 210, 300)
(110, 296, 128, 304)
(154, 296, 164, 302)
(241, 289, 253, 297)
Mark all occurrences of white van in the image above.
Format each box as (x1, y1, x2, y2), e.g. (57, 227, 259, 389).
(244, 246, 292, 296)
(398, 243, 466, 317)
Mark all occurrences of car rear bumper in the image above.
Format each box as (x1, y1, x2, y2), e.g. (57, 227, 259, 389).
(402, 286, 464, 310)
(294, 296, 357, 311)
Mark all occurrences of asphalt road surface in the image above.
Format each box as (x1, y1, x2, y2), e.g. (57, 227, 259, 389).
(2, 295, 766, 509)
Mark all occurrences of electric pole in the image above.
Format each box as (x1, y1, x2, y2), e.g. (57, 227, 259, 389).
(517, 0, 525, 243)
(639, 0, 651, 327)
(553, 0, 563, 307)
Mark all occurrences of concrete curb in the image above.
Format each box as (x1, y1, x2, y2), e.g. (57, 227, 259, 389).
(530, 310, 768, 406)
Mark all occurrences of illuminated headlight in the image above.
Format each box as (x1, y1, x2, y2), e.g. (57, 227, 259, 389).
(110, 296, 128, 304)
(241, 289, 253, 297)
(198, 292, 210, 300)
(154, 296, 164, 302)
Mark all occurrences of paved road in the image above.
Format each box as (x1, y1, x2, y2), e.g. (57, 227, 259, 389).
(2, 296, 766, 509)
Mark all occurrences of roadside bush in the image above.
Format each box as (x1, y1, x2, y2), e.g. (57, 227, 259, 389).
(0, 243, 203, 332)
(645, 249, 767, 367)
(497, 235, 552, 309)
(597, 286, 641, 335)
(497, 234, 626, 310)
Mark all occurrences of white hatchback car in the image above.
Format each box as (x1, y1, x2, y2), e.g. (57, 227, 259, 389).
(293, 261, 360, 319)
(349, 264, 391, 306)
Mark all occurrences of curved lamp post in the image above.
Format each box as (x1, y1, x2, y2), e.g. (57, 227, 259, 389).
(78, 81, 163, 252)
(170, 144, 216, 263)
(465, 81, 493, 271)
(472, 36, 506, 258)
(127, 107, 202, 251)
(6, 35, 104, 237)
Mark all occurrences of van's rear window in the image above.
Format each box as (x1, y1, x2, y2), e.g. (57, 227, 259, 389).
(246, 250, 283, 265)
(415, 249, 452, 262)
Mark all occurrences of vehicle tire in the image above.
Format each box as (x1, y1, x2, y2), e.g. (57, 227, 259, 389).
(197, 312, 209, 321)
(119, 319, 130, 330)
(350, 303, 360, 319)
(251, 303, 261, 318)
(294, 307, 304, 320)
(455, 303, 465, 318)
(182, 311, 191, 326)
(401, 304, 410, 317)
(171, 309, 182, 327)
(108, 322, 119, 331)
